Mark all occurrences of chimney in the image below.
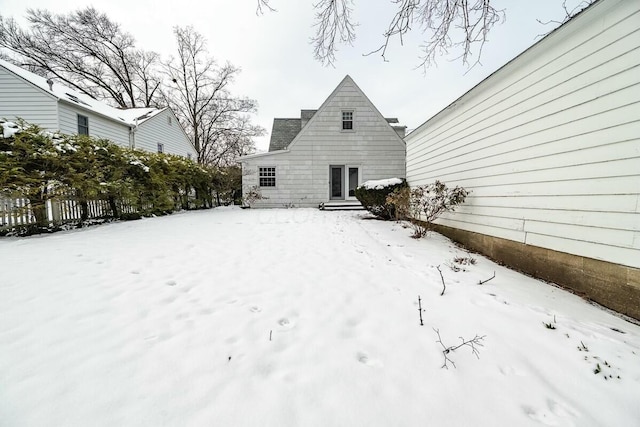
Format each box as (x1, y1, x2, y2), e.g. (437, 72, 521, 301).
(300, 109, 317, 129)
(46, 78, 54, 91)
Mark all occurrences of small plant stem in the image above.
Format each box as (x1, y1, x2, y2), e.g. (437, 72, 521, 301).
(436, 265, 446, 296)
(418, 295, 424, 326)
(478, 271, 496, 285)
(269, 330, 272, 341)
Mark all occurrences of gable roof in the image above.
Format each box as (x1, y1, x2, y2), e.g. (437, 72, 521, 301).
(0, 58, 164, 127)
(264, 78, 405, 154)
(243, 75, 405, 160)
(284, 75, 405, 153)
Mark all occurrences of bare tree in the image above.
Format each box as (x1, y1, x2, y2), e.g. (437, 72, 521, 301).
(310, 0, 357, 66)
(163, 26, 263, 166)
(536, 0, 594, 38)
(258, 1, 595, 68)
(0, 7, 161, 107)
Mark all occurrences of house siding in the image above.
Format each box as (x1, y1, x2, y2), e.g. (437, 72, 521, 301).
(134, 109, 196, 158)
(405, 0, 640, 270)
(243, 77, 406, 208)
(58, 102, 130, 147)
(0, 66, 58, 130)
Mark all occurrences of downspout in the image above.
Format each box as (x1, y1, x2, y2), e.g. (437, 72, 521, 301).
(129, 118, 138, 149)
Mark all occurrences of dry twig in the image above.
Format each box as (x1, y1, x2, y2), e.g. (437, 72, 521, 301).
(434, 328, 486, 369)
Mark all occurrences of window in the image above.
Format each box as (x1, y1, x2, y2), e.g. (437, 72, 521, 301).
(259, 167, 276, 187)
(157, 142, 164, 153)
(167, 116, 172, 126)
(342, 110, 353, 130)
(77, 114, 89, 135)
(187, 153, 192, 160)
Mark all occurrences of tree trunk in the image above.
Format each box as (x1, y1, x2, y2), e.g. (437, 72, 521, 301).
(28, 189, 48, 229)
(79, 200, 89, 222)
(108, 195, 120, 218)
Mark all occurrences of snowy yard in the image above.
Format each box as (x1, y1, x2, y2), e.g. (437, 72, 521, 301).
(1, 208, 639, 426)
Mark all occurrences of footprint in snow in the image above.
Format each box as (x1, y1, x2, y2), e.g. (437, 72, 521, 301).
(250, 306, 262, 313)
(522, 399, 578, 426)
(277, 318, 296, 330)
(166, 280, 177, 286)
(498, 365, 526, 377)
(357, 352, 384, 368)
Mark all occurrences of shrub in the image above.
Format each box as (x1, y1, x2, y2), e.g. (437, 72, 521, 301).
(1, 119, 219, 233)
(242, 185, 266, 208)
(408, 180, 468, 238)
(385, 186, 410, 220)
(355, 178, 408, 220)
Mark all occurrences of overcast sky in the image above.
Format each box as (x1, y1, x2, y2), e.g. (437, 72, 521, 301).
(1, 0, 584, 152)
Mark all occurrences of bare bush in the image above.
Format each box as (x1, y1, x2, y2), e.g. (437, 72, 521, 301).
(408, 181, 468, 238)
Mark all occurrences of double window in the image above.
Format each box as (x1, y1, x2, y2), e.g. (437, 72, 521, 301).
(259, 166, 276, 187)
(77, 114, 89, 135)
(342, 110, 354, 130)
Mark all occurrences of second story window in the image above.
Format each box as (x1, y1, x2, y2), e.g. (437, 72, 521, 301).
(342, 111, 353, 130)
(77, 114, 89, 135)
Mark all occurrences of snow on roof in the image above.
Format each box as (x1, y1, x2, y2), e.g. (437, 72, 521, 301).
(0, 59, 165, 126)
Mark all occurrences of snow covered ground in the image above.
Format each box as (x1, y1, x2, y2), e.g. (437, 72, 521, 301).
(1, 208, 639, 426)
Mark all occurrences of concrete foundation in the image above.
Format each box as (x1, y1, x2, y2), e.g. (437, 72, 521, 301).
(432, 224, 640, 321)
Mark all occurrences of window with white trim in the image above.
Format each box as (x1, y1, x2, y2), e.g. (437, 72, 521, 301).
(157, 142, 164, 153)
(259, 166, 276, 187)
(342, 110, 353, 130)
(77, 114, 89, 135)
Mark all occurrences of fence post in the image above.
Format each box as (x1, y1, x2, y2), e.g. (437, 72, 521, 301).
(50, 197, 61, 226)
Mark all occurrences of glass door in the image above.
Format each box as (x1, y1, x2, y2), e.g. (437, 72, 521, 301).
(348, 167, 359, 198)
(330, 166, 344, 200)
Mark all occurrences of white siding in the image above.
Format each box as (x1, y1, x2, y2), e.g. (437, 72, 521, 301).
(0, 66, 58, 129)
(243, 77, 406, 207)
(58, 102, 130, 147)
(405, 0, 640, 268)
(135, 109, 196, 158)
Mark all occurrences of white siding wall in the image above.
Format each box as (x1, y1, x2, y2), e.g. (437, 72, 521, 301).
(0, 66, 58, 129)
(405, 0, 640, 269)
(243, 78, 406, 207)
(58, 103, 130, 147)
(135, 109, 196, 158)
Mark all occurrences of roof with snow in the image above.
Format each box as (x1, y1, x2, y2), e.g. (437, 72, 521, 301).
(0, 58, 165, 126)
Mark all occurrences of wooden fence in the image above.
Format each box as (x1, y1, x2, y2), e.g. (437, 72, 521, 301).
(0, 195, 137, 233)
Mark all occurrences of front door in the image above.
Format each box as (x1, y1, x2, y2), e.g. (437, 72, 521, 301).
(330, 166, 344, 200)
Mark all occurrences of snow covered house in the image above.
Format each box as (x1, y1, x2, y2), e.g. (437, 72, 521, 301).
(0, 59, 196, 158)
(240, 75, 406, 208)
(405, 0, 640, 319)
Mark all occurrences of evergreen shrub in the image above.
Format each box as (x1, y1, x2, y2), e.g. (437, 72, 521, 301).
(355, 178, 408, 220)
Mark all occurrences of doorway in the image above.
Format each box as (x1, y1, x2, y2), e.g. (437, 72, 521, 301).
(329, 165, 360, 200)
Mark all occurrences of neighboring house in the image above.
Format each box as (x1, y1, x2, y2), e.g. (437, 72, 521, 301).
(0, 59, 196, 159)
(405, 0, 640, 319)
(240, 75, 406, 208)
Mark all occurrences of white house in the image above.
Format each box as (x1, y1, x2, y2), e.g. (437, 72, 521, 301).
(405, 0, 640, 319)
(240, 75, 406, 208)
(0, 59, 196, 159)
